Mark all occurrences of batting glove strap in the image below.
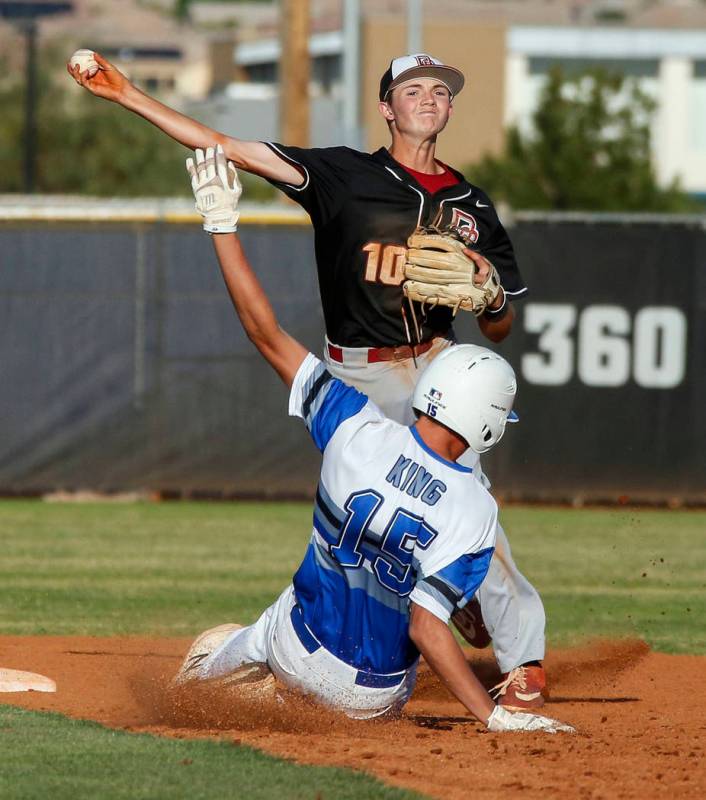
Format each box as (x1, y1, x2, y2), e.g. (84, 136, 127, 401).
(194, 181, 240, 233)
(202, 215, 239, 234)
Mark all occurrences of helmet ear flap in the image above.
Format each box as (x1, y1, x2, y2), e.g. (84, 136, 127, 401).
(474, 415, 508, 453)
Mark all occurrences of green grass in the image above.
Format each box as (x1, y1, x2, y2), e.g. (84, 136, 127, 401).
(498, 506, 706, 653)
(0, 501, 306, 636)
(0, 500, 704, 798)
(0, 501, 704, 652)
(0, 706, 423, 800)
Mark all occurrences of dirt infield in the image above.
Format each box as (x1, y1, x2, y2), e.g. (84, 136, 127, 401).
(1, 636, 704, 799)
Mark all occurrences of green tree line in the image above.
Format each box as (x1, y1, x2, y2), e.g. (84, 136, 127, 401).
(1, 54, 700, 210)
(0, 52, 273, 199)
(1, 61, 191, 195)
(468, 68, 700, 212)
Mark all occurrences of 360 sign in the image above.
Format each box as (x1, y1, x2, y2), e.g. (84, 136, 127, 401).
(521, 304, 687, 388)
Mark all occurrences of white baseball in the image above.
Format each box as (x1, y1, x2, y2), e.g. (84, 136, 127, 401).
(70, 49, 99, 78)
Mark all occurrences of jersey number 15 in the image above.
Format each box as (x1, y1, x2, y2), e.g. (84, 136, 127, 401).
(330, 490, 438, 597)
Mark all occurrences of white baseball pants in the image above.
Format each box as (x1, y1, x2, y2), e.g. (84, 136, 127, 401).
(324, 337, 546, 674)
(190, 584, 417, 719)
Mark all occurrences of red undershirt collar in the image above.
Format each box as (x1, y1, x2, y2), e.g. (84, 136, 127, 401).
(397, 160, 460, 194)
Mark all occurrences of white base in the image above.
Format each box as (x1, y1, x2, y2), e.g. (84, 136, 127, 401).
(0, 668, 56, 693)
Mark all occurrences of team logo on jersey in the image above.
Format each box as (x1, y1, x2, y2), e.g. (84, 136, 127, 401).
(449, 208, 479, 245)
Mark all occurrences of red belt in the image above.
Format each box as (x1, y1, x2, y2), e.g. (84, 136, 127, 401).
(327, 335, 445, 365)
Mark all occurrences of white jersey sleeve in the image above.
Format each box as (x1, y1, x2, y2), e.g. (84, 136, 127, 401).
(409, 494, 498, 624)
(289, 353, 372, 451)
(410, 547, 495, 623)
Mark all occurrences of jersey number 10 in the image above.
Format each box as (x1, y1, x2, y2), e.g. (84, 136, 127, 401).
(362, 243, 407, 287)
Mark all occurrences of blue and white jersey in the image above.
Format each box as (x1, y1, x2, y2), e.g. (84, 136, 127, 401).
(289, 354, 498, 675)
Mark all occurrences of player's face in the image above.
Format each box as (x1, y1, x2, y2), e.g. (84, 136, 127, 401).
(379, 78, 453, 139)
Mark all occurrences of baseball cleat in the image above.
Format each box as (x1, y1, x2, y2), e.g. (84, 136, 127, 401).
(173, 623, 243, 684)
(492, 665, 546, 711)
(451, 598, 492, 649)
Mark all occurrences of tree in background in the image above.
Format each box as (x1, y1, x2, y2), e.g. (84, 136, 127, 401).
(0, 51, 274, 200)
(0, 51, 190, 196)
(468, 68, 700, 212)
(174, 0, 193, 22)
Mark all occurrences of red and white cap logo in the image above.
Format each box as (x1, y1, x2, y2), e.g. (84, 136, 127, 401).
(379, 53, 465, 100)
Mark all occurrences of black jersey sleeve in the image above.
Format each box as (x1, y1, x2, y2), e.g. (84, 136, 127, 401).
(476, 191, 528, 300)
(263, 143, 350, 227)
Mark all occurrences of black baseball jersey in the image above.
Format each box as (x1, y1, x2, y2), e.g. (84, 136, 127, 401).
(265, 144, 527, 348)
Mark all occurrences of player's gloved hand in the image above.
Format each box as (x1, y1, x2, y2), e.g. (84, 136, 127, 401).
(403, 227, 501, 316)
(186, 144, 242, 234)
(487, 705, 575, 734)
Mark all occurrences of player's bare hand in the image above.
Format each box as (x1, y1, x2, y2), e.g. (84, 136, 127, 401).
(463, 248, 493, 286)
(66, 52, 128, 103)
(464, 248, 505, 310)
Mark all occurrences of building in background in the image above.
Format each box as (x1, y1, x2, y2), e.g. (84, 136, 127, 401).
(506, 25, 706, 195)
(1, 0, 224, 102)
(207, 0, 706, 195)
(2, 0, 705, 194)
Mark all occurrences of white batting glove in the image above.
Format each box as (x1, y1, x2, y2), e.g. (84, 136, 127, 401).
(487, 705, 576, 734)
(185, 144, 242, 234)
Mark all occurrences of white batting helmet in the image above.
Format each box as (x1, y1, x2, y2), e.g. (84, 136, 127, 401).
(412, 344, 518, 454)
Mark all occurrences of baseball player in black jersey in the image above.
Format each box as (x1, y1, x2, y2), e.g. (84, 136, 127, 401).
(69, 50, 546, 710)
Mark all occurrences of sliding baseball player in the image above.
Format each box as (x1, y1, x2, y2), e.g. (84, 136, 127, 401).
(69, 51, 546, 710)
(174, 145, 572, 734)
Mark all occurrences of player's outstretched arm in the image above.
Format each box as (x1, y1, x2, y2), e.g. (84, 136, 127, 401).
(188, 146, 307, 387)
(67, 52, 303, 185)
(409, 603, 574, 733)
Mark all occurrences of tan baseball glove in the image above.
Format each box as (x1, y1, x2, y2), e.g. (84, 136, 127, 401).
(403, 228, 502, 316)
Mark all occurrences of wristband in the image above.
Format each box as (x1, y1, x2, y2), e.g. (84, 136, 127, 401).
(482, 289, 508, 321)
(205, 223, 238, 234)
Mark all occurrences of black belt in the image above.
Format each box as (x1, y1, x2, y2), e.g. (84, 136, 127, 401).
(289, 604, 407, 690)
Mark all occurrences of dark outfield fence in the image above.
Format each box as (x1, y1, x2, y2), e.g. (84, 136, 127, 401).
(1, 205, 704, 503)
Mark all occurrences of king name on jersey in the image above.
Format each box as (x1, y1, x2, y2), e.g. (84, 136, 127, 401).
(386, 454, 447, 507)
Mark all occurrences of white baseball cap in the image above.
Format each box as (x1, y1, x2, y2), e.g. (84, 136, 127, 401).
(379, 53, 465, 101)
